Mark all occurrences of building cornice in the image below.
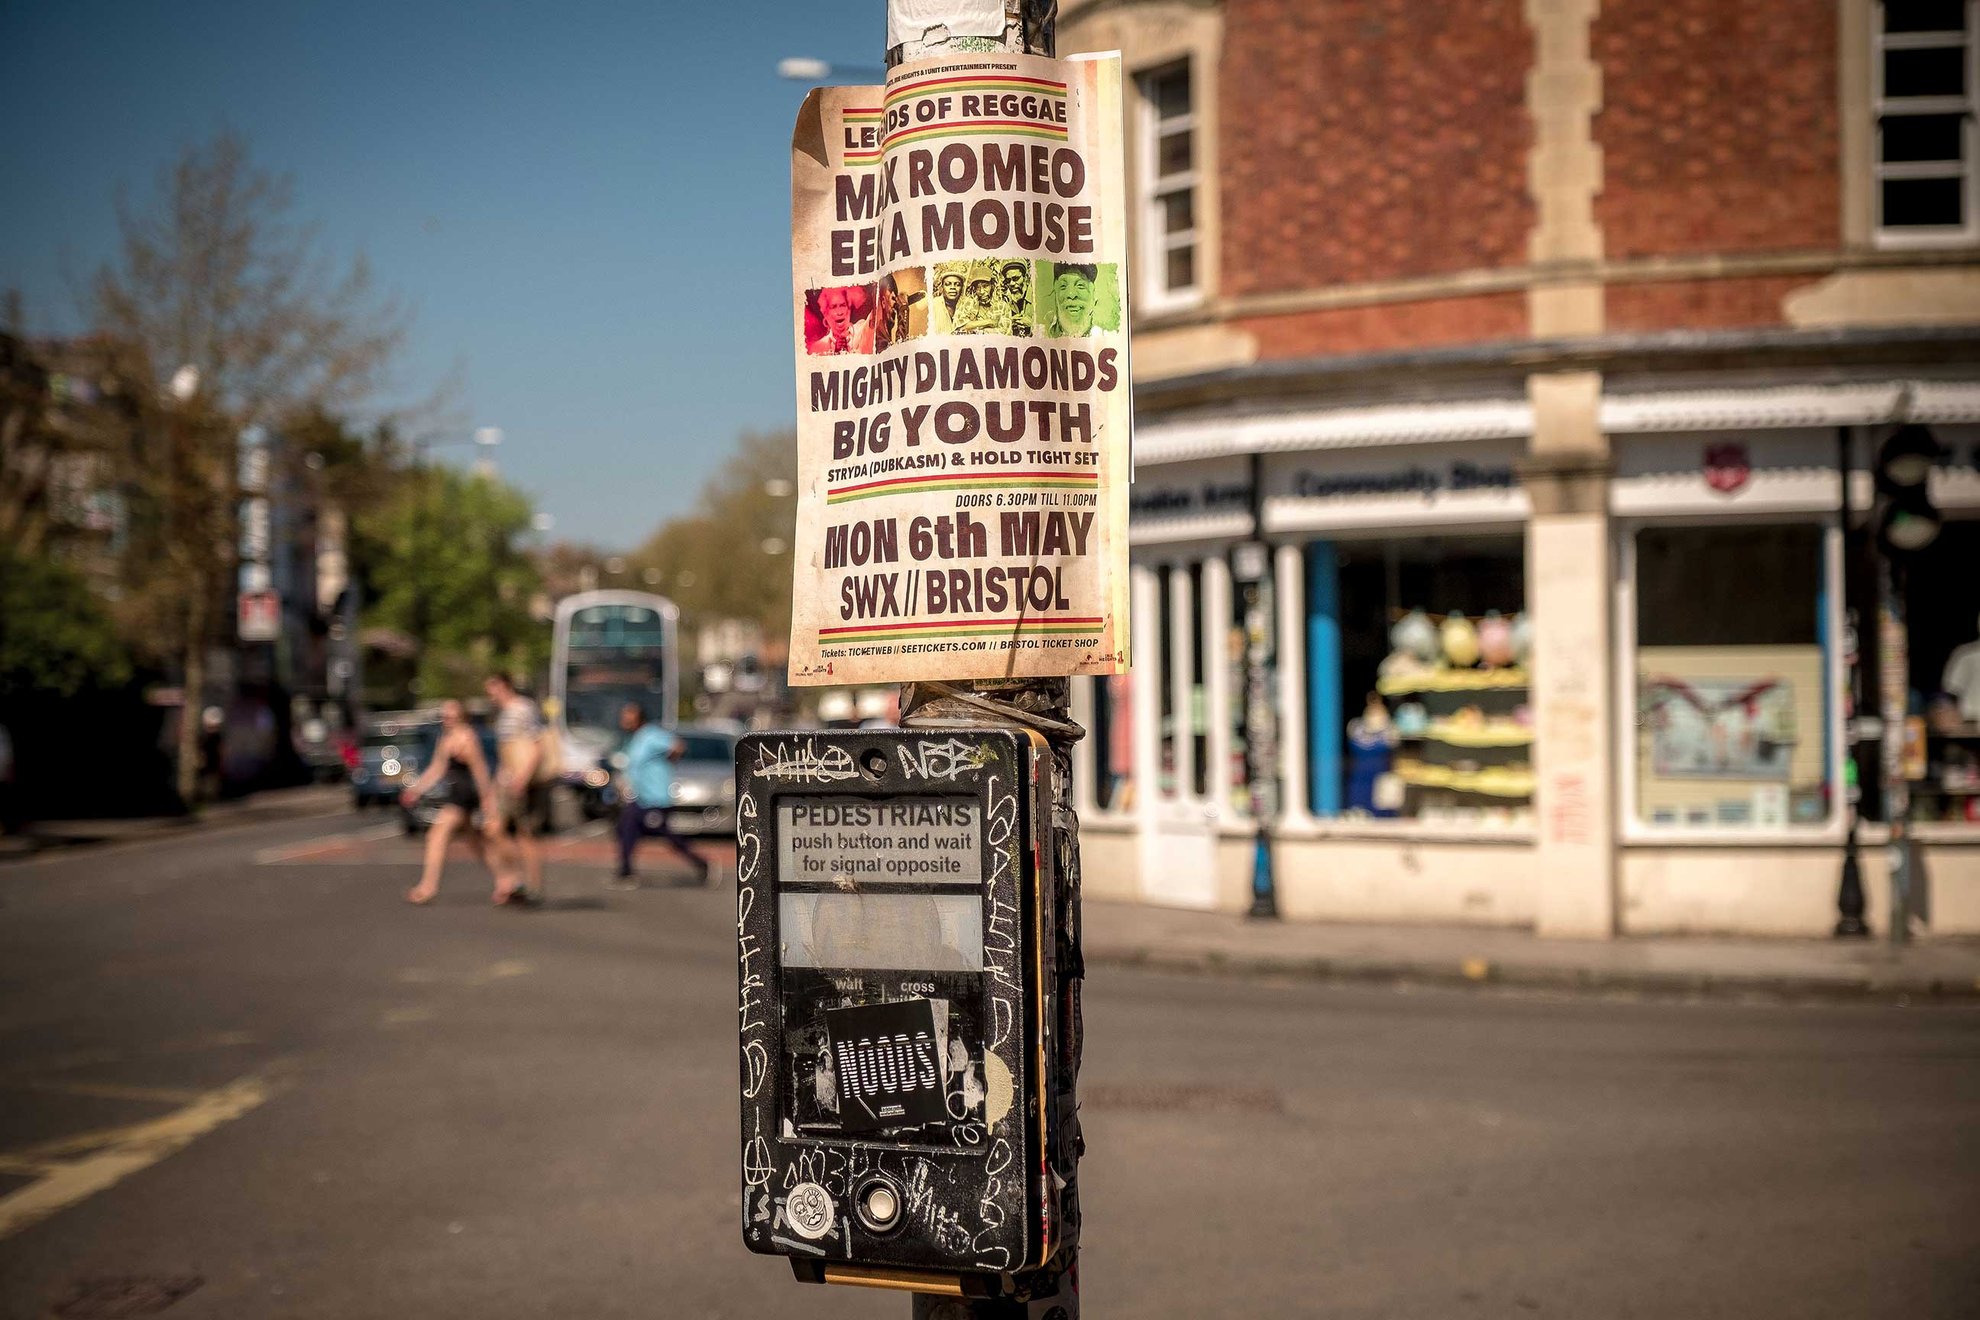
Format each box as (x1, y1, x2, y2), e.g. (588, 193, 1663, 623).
(1133, 325, 1980, 415)
(1131, 371, 1980, 471)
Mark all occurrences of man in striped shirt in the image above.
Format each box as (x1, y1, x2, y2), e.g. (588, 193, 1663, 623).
(484, 672, 550, 905)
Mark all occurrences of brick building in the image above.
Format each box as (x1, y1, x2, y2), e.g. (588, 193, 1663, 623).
(1062, 0, 1980, 936)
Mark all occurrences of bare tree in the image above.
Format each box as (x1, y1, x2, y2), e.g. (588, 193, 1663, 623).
(90, 132, 404, 804)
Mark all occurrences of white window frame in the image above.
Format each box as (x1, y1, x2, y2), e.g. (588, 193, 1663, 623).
(1872, 0, 1979, 248)
(1135, 59, 1203, 313)
(1615, 516, 1848, 846)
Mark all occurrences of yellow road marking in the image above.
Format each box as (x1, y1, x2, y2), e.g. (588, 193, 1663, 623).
(6, 1079, 205, 1105)
(0, 1072, 280, 1240)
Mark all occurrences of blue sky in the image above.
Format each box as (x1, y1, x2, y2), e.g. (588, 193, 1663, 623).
(0, 1, 889, 547)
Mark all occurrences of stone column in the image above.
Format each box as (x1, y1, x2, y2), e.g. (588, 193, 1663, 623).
(1524, 373, 1616, 938)
(1523, 0, 1615, 938)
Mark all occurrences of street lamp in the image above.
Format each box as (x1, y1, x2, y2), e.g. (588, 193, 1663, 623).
(1869, 422, 1945, 946)
(1239, 451, 1279, 920)
(473, 426, 503, 478)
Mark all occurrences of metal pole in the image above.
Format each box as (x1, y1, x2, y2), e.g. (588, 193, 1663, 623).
(889, 13, 1080, 1320)
(1878, 550, 1911, 945)
(1835, 426, 1869, 936)
(1243, 450, 1279, 918)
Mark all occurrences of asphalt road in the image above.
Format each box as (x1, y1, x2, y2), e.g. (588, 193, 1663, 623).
(1, 808, 1976, 1319)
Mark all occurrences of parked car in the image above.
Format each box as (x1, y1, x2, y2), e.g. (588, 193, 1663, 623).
(349, 712, 437, 810)
(294, 706, 353, 784)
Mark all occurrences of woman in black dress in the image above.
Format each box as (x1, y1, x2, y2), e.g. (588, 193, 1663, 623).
(399, 699, 505, 905)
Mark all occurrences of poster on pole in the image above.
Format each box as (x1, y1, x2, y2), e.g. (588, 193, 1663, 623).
(787, 50, 1131, 686)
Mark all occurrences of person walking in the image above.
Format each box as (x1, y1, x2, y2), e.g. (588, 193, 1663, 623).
(399, 699, 513, 906)
(612, 701, 710, 888)
(484, 672, 551, 905)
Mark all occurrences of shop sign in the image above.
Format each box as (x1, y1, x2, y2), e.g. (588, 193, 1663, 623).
(1614, 431, 1845, 517)
(1702, 442, 1751, 494)
(1288, 460, 1516, 501)
(239, 497, 271, 562)
(238, 590, 280, 643)
(1129, 476, 1251, 519)
(1258, 443, 1529, 534)
(238, 442, 270, 495)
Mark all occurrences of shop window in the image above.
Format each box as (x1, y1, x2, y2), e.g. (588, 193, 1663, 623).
(1633, 525, 1832, 830)
(1135, 60, 1201, 311)
(1873, 0, 1977, 244)
(1899, 520, 1980, 824)
(1322, 537, 1531, 825)
(1084, 674, 1136, 812)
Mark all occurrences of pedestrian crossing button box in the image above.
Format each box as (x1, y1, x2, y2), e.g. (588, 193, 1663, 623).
(734, 729, 1061, 1287)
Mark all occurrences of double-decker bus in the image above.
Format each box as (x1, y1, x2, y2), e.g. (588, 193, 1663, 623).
(550, 591, 679, 783)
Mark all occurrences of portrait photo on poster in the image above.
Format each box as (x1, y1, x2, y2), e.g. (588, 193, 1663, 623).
(1036, 261, 1121, 338)
(874, 267, 929, 351)
(804, 282, 877, 357)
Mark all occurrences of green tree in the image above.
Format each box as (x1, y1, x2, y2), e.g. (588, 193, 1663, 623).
(356, 464, 547, 700)
(0, 546, 133, 699)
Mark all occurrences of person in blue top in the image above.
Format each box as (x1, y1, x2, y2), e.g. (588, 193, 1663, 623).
(613, 701, 711, 888)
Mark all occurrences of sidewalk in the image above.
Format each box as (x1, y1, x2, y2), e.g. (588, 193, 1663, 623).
(1082, 899, 1980, 1001)
(0, 783, 349, 860)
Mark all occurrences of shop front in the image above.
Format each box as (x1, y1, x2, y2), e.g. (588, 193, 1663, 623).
(1074, 402, 1547, 926)
(1076, 381, 1980, 938)
(1607, 405, 1980, 936)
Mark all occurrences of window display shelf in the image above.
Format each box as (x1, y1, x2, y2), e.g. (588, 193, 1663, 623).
(1394, 762, 1536, 798)
(1375, 668, 1529, 697)
(1414, 721, 1534, 749)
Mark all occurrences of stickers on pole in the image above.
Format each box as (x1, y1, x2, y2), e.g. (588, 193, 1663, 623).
(787, 50, 1131, 686)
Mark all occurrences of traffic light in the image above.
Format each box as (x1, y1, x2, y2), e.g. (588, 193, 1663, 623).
(735, 729, 1070, 1298)
(1873, 424, 1945, 554)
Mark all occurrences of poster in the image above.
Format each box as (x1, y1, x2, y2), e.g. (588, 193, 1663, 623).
(787, 50, 1131, 686)
(1642, 674, 1796, 779)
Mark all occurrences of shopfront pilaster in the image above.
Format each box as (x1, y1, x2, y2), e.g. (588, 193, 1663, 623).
(1524, 371, 1618, 937)
(1274, 542, 1315, 826)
